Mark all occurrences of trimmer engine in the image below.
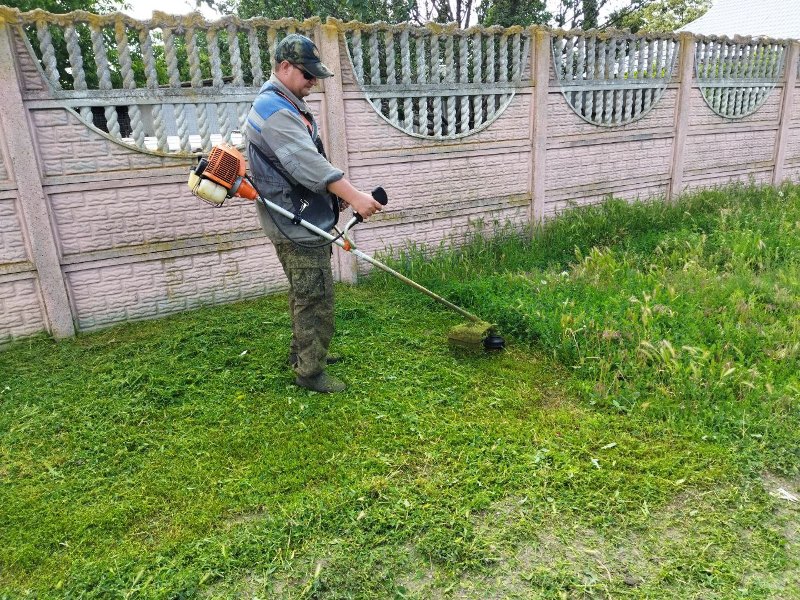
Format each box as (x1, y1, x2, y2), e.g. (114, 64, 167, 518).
(188, 143, 257, 205)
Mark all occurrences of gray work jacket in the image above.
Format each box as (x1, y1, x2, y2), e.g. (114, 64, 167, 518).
(244, 75, 344, 243)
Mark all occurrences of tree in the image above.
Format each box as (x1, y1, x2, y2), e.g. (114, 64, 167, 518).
(210, 0, 709, 31)
(217, 0, 417, 23)
(3, 0, 126, 14)
(4, 0, 129, 91)
(609, 0, 711, 33)
(414, 0, 475, 27)
(582, 0, 598, 28)
(477, 0, 550, 27)
(552, 0, 627, 29)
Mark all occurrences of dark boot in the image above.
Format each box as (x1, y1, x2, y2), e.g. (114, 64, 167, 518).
(287, 353, 340, 367)
(295, 371, 347, 393)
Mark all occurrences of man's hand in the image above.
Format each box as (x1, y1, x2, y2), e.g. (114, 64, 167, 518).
(347, 190, 382, 218)
(328, 178, 383, 219)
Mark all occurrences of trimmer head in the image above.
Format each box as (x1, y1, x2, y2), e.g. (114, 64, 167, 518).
(447, 321, 506, 352)
(483, 332, 507, 351)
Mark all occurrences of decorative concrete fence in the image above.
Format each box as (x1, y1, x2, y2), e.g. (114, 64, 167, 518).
(1, 7, 799, 345)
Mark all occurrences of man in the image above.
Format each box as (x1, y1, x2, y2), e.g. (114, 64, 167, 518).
(244, 33, 382, 393)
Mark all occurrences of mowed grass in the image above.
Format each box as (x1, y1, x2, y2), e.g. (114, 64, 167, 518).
(1, 183, 799, 598)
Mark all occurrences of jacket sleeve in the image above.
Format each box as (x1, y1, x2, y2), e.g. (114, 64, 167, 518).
(257, 108, 343, 194)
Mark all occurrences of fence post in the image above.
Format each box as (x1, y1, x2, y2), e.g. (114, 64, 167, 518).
(0, 22, 75, 338)
(317, 19, 358, 284)
(530, 27, 550, 229)
(668, 32, 695, 202)
(774, 41, 799, 186)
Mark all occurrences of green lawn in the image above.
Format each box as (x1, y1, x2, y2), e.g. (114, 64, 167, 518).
(1, 183, 799, 598)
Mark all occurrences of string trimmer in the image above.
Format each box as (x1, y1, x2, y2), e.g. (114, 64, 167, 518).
(187, 143, 505, 352)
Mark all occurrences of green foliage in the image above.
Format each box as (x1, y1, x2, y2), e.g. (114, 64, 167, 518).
(610, 0, 710, 32)
(2, 0, 125, 13)
(216, 0, 704, 29)
(2, 184, 799, 597)
(218, 0, 417, 23)
(550, 0, 616, 29)
(14, 0, 128, 91)
(477, 0, 550, 27)
(477, 0, 708, 30)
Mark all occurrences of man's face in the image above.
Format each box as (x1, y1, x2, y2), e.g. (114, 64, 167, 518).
(280, 61, 317, 98)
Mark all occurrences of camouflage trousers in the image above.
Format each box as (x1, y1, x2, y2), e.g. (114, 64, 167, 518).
(273, 242, 335, 378)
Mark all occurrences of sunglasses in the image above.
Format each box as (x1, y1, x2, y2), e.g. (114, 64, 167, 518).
(294, 64, 317, 81)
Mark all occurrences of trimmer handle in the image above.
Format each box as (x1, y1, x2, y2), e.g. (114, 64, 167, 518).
(354, 186, 388, 223)
(372, 186, 388, 206)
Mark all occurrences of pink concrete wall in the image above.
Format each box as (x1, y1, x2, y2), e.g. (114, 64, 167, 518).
(0, 278, 45, 339)
(785, 79, 800, 181)
(64, 243, 282, 330)
(340, 51, 533, 263)
(0, 29, 44, 344)
(0, 194, 26, 263)
(2, 25, 799, 345)
(14, 27, 44, 94)
(32, 109, 176, 177)
(0, 173, 44, 340)
(680, 85, 785, 193)
(30, 104, 284, 334)
(544, 81, 678, 216)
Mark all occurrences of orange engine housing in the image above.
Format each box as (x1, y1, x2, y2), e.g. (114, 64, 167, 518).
(203, 143, 246, 188)
(201, 143, 257, 200)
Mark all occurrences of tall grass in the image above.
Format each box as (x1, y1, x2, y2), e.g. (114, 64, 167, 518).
(377, 183, 800, 474)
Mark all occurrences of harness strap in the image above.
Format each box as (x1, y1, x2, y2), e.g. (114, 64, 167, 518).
(271, 86, 314, 138)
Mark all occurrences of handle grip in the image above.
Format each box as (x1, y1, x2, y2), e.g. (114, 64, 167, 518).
(372, 186, 388, 205)
(354, 186, 388, 223)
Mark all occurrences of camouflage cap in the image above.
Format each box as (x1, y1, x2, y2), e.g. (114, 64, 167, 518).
(274, 34, 334, 79)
